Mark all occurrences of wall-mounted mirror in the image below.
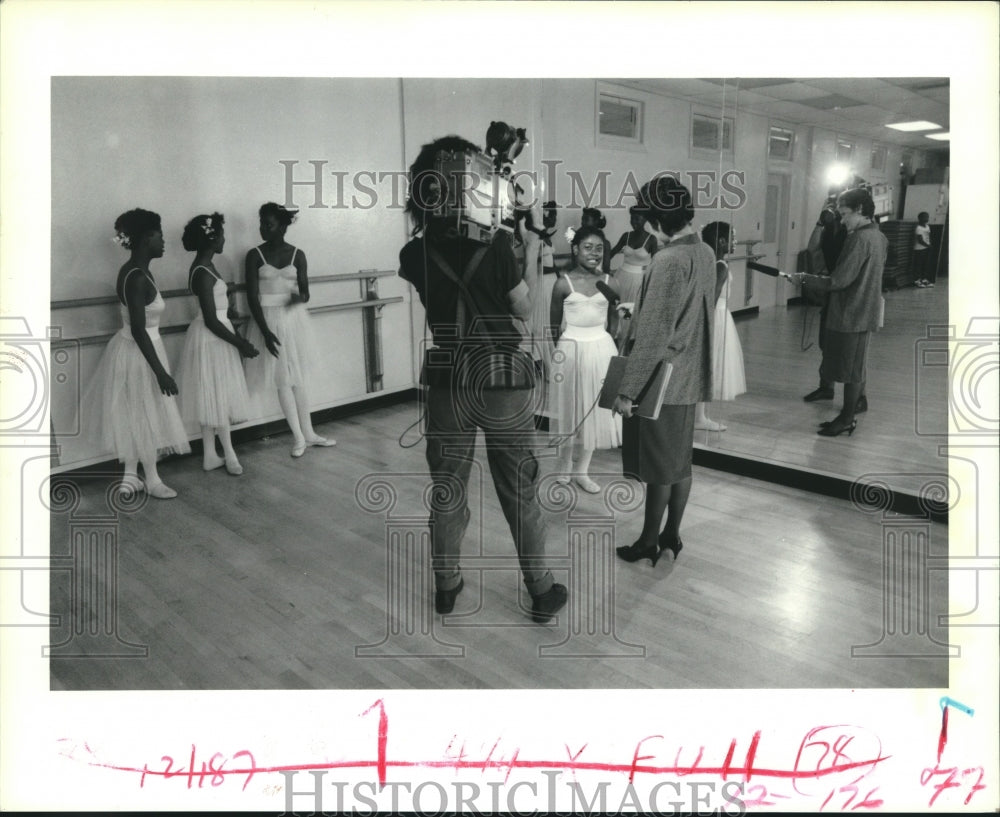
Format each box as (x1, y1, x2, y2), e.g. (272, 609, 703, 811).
(602, 78, 951, 501)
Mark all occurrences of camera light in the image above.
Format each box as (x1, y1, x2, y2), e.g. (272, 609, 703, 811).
(826, 164, 850, 187)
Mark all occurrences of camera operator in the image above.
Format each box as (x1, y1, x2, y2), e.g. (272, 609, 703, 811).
(802, 205, 848, 404)
(789, 187, 887, 437)
(398, 135, 567, 623)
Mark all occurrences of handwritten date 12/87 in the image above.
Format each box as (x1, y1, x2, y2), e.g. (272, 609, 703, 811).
(140, 745, 257, 790)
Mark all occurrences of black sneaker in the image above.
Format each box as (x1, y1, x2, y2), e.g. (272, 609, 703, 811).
(435, 577, 464, 614)
(530, 583, 567, 624)
(803, 387, 834, 402)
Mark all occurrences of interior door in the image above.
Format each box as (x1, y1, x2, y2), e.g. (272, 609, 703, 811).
(761, 172, 790, 307)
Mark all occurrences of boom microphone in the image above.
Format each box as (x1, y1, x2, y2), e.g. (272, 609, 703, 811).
(746, 260, 781, 277)
(595, 279, 619, 307)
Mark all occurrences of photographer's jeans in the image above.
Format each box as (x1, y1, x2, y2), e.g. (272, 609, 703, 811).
(424, 385, 555, 598)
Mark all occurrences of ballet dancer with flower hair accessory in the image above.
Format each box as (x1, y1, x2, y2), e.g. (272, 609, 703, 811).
(84, 208, 191, 498)
(244, 202, 335, 457)
(177, 212, 259, 475)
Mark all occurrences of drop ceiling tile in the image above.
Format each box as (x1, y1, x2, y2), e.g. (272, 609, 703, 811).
(836, 105, 904, 125)
(749, 82, 832, 101)
(882, 77, 949, 90)
(740, 99, 816, 117)
(799, 78, 894, 97)
(917, 87, 951, 103)
(800, 94, 866, 110)
(702, 78, 795, 90)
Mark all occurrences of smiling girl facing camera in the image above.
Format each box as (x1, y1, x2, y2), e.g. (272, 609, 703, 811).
(548, 225, 622, 493)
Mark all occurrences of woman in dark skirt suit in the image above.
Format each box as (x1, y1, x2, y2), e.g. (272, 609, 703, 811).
(611, 177, 717, 565)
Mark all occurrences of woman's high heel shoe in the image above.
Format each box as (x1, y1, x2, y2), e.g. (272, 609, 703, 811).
(616, 540, 663, 566)
(658, 531, 683, 561)
(817, 419, 857, 437)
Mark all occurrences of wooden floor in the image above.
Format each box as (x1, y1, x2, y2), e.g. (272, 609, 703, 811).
(49, 394, 949, 691)
(695, 280, 949, 496)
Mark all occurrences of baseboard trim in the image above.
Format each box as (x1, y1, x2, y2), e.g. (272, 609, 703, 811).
(58, 388, 421, 479)
(692, 445, 948, 524)
(52, 387, 947, 524)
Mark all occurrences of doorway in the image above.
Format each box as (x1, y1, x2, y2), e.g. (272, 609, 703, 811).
(762, 172, 791, 308)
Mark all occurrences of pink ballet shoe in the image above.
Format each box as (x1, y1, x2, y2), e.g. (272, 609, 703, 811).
(694, 419, 727, 431)
(305, 435, 336, 447)
(574, 474, 601, 493)
(146, 481, 178, 500)
(224, 457, 243, 476)
(291, 439, 307, 458)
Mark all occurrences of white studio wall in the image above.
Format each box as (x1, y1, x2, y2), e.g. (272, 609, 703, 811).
(51, 77, 415, 470)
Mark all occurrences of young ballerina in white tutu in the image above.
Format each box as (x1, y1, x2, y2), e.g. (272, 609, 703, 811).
(87, 208, 191, 498)
(177, 213, 259, 475)
(243, 202, 334, 458)
(695, 220, 746, 431)
(608, 205, 658, 342)
(549, 226, 622, 493)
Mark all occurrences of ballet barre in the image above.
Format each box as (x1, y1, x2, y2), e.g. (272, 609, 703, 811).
(49, 269, 399, 310)
(49, 296, 405, 349)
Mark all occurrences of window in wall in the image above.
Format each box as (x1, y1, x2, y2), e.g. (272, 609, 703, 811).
(870, 143, 887, 172)
(691, 112, 734, 152)
(836, 137, 855, 163)
(768, 126, 794, 160)
(598, 93, 643, 143)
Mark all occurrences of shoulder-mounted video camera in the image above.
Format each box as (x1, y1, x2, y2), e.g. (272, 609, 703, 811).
(424, 122, 530, 243)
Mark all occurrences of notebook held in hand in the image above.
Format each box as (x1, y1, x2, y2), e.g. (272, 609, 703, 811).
(598, 356, 672, 420)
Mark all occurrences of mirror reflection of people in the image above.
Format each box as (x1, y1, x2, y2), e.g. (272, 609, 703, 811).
(788, 188, 888, 437)
(612, 177, 716, 566)
(177, 213, 258, 476)
(85, 208, 191, 499)
(912, 211, 934, 287)
(397, 135, 567, 624)
(695, 221, 746, 431)
(539, 201, 559, 275)
(608, 205, 657, 342)
(244, 203, 335, 458)
(803, 207, 848, 403)
(548, 226, 622, 493)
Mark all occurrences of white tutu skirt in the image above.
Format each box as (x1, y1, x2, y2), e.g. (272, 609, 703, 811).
(177, 313, 251, 426)
(613, 264, 646, 340)
(713, 305, 747, 401)
(84, 328, 191, 464)
(244, 303, 318, 391)
(549, 328, 622, 450)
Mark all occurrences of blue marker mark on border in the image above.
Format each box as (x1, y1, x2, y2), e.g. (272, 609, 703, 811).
(939, 696, 975, 716)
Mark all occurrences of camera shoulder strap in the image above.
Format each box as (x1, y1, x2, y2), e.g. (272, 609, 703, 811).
(426, 244, 489, 337)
